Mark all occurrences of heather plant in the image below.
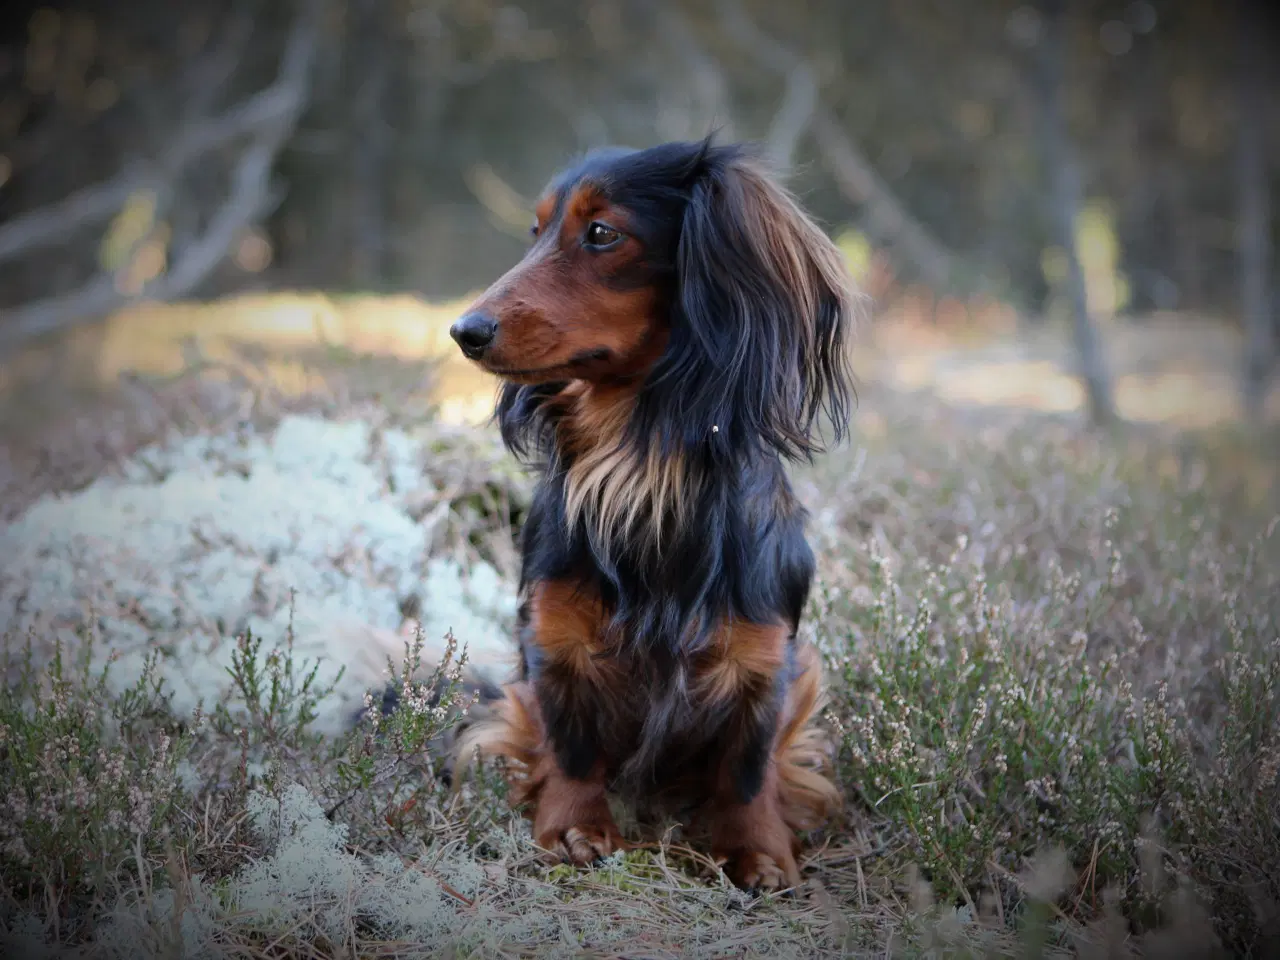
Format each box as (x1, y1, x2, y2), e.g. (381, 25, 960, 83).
(213, 607, 345, 750)
(3, 359, 1278, 957)
(1166, 615, 1280, 952)
(0, 627, 189, 915)
(813, 420, 1280, 953)
(324, 626, 496, 843)
(819, 533, 1153, 909)
(203, 597, 348, 796)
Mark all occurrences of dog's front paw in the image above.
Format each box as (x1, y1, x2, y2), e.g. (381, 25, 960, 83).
(538, 821, 624, 866)
(717, 848, 800, 894)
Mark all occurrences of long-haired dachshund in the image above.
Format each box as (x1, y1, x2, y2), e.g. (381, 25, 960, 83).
(450, 137, 859, 892)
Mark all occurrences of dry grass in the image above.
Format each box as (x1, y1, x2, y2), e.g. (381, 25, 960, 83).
(2, 310, 1279, 958)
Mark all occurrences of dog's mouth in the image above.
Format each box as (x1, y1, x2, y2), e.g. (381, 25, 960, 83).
(480, 349, 612, 383)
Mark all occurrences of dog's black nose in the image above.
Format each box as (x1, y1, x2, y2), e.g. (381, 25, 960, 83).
(449, 312, 497, 359)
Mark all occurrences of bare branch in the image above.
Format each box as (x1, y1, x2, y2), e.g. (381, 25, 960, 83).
(711, 0, 816, 168)
(765, 64, 817, 172)
(182, 2, 259, 122)
(536, 73, 611, 150)
(0, 3, 313, 268)
(464, 163, 535, 240)
(0, 278, 123, 348)
(652, 4, 737, 142)
(160, 141, 282, 296)
(0, 181, 134, 267)
(0, 0, 325, 352)
(809, 113, 956, 290)
(715, 0, 957, 289)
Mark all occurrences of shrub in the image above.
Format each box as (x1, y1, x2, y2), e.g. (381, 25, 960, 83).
(0, 626, 189, 918)
(815, 430, 1280, 953)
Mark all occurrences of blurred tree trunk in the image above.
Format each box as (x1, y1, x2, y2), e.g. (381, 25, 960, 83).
(1168, 167, 1204, 311)
(1036, 0, 1115, 425)
(1116, 23, 1170, 316)
(349, 0, 390, 287)
(1234, 0, 1274, 418)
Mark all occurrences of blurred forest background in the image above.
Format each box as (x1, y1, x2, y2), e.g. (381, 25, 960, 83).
(8, 6, 1280, 954)
(0, 0, 1277, 429)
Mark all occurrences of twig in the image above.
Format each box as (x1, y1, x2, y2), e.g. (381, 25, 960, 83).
(715, 0, 958, 289)
(0, 75, 302, 266)
(766, 63, 818, 172)
(464, 163, 535, 239)
(649, 2, 737, 142)
(0, 0, 326, 352)
(182, 2, 260, 123)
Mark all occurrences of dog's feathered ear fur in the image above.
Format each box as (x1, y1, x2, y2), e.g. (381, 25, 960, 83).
(640, 142, 861, 465)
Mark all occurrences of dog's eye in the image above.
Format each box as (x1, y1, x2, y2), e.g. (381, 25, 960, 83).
(584, 221, 622, 248)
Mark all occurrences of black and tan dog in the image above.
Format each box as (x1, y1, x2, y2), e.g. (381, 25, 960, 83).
(450, 137, 860, 892)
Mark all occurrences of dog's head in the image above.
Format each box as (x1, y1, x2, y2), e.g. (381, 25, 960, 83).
(452, 137, 862, 462)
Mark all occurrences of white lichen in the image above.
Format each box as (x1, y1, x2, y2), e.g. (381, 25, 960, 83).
(0, 415, 516, 734)
(97, 783, 538, 958)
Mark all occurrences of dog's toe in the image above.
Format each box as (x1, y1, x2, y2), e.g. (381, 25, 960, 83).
(720, 849, 799, 894)
(541, 822, 623, 866)
(564, 824, 620, 864)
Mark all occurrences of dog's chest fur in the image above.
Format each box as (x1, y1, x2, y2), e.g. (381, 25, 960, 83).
(506, 380, 817, 802)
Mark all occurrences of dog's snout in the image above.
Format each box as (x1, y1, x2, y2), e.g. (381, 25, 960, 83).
(449, 311, 498, 359)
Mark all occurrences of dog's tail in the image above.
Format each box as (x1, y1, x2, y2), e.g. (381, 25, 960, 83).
(448, 680, 546, 802)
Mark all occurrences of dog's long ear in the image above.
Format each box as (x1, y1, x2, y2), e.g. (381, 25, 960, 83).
(648, 146, 861, 463)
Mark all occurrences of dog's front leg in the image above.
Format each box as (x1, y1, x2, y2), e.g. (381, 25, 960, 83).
(523, 580, 625, 865)
(698, 622, 801, 892)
